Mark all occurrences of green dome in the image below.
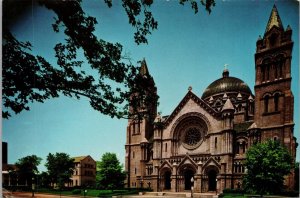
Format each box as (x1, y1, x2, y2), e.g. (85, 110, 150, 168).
(201, 70, 252, 100)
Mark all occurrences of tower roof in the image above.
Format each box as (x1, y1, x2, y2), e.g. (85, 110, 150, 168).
(265, 5, 284, 34)
(139, 58, 150, 76)
(222, 98, 234, 112)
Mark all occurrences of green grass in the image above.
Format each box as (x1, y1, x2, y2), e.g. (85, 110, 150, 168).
(37, 188, 142, 197)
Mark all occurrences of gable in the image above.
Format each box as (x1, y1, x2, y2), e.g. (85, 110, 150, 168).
(164, 91, 220, 128)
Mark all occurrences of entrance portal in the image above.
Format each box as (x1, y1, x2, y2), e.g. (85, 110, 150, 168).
(184, 169, 194, 190)
(208, 169, 217, 191)
(164, 171, 171, 190)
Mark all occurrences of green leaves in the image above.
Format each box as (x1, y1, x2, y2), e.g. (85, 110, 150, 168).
(15, 155, 42, 185)
(45, 152, 74, 187)
(3, 0, 213, 120)
(243, 140, 294, 195)
(97, 152, 126, 189)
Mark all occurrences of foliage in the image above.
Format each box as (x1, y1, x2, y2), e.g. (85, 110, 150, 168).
(97, 152, 126, 189)
(222, 188, 245, 194)
(15, 155, 42, 185)
(243, 140, 294, 195)
(2, 0, 214, 119)
(38, 172, 51, 188)
(72, 189, 81, 194)
(295, 161, 299, 191)
(45, 152, 74, 188)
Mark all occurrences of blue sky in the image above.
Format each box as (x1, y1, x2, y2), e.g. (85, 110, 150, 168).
(3, 0, 299, 171)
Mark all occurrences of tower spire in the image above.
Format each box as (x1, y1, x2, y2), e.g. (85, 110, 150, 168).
(265, 5, 284, 34)
(139, 58, 150, 77)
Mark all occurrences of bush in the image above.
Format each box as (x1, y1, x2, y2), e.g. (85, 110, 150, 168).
(279, 190, 299, 197)
(223, 188, 245, 194)
(72, 189, 81, 194)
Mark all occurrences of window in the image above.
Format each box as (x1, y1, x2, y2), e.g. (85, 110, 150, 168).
(274, 93, 280, 111)
(236, 142, 240, 154)
(132, 151, 135, 159)
(261, 66, 265, 82)
(165, 143, 167, 152)
(242, 141, 246, 153)
(266, 65, 270, 81)
(279, 61, 283, 78)
(264, 95, 269, 113)
(274, 64, 278, 79)
(215, 137, 218, 149)
(238, 104, 242, 112)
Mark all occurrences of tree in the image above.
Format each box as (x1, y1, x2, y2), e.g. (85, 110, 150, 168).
(243, 140, 294, 195)
(45, 152, 74, 188)
(2, 0, 214, 119)
(15, 155, 42, 186)
(39, 171, 51, 188)
(97, 152, 126, 189)
(294, 162, 299, 191)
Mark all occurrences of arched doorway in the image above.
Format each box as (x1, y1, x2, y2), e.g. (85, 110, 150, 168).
(208, 169, 217, 191)
(184, 169, 194, 190)
(164, 171, 171, 190)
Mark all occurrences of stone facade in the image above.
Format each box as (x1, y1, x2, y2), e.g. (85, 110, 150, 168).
(125, 5, 297, 193)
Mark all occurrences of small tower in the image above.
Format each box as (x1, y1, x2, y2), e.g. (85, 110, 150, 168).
(254, 5, 296, 189)
(222, 98, 235, 130)
(125, 59, 158, 188)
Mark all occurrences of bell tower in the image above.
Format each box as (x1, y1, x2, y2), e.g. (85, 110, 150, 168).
(125, 59, 158, 188)
(254, 5, 296, 187)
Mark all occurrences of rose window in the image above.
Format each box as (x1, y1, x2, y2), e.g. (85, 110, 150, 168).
(184, 127, 202, 146)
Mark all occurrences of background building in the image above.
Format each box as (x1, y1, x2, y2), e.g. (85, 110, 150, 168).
(71, 155, 96, 187)
(125, 6, 296, 193)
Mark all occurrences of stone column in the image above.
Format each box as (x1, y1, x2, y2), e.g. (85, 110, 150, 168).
(171, 163, 178, 192)
(195, 161, 203, 193)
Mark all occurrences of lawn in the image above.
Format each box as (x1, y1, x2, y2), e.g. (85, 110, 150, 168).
(37, 188, 142, 197)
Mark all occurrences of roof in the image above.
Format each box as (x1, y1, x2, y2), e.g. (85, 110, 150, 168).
(234, 122, 253, 133)
(73, 156, 88, 163)
(164, 90, 220, 127)
(222, 98, 234, 111)
(265, 5, 283, 34)
(202, 69, 252, 100)
(139, 58, 150, 76)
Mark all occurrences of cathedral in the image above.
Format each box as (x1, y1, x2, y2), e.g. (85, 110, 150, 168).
(125, 5, 297, 193)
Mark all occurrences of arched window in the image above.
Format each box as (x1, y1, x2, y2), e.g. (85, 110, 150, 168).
(238, 104, 242, 112)
(274, 63, 278, 79)
(261, 66, 265, 82)
(279, 61, 283, 78)
(242, 141, 246, 153)
(276, 55, 285, 78)
(274, 93, 280, 112)
(236, 142, 240, 154)
(264, 95, 269, 113)
(266, 65, 270, 81)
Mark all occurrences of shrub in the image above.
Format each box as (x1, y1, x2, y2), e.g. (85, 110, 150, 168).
(222, 188, 245, 194)
(72, 189, 81, 194)
(279, 190, 299, 197)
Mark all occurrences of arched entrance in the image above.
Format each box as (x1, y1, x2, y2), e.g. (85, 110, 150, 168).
(184, 169, 194, 190)
(208, 169, 217, 191)
(164, 171, 171, 190)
